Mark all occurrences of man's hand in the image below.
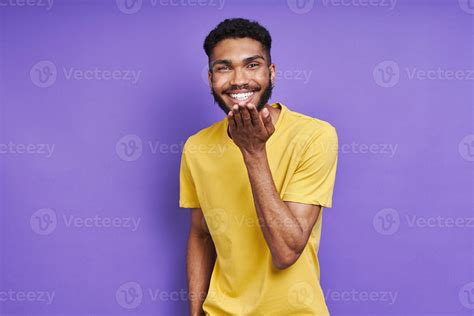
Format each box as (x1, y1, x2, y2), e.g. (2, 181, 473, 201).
(227, 103, 275, 155)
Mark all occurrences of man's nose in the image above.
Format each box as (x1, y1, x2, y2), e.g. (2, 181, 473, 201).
(230, 68, 248, 87)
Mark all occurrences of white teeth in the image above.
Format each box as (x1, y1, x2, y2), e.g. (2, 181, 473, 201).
(229, 92, 254, 101)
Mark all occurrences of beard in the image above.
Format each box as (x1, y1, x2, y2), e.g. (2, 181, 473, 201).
(210, 74, 273, 115)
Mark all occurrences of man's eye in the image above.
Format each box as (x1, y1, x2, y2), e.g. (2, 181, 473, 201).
(217, 66, 230, 71)
(248, 63, 259, 68)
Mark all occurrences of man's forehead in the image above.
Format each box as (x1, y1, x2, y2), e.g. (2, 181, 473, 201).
(211, 38, 265, 61)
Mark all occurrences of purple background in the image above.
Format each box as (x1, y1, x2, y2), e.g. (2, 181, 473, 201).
(1, 0, 473, 315)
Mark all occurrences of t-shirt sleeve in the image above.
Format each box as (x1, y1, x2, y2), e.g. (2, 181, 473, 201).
(282, 125, 338, 208)
(179, 141, 201, 209)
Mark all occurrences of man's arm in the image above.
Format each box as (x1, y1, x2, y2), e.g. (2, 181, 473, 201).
(243, 150, 321, 270)
(187, 208, 216, 316)
(227, 103, 323, 270)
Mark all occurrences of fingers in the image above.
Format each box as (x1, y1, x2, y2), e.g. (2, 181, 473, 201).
(261, 107, 275, 136)
(239, 104, 252, 127)
(227, 110, 236, 131)
(247, 103, 261, 127)
(231, 103, 268, 131)
(232, 104, 243, 128)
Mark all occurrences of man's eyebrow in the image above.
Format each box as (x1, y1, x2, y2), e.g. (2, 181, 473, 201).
(211, 59, 232, 68)
(243, 55, 266, 63)
(210, 55, 266, 68)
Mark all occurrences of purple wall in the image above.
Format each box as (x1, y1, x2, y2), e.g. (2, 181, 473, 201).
(1, 0, 473, 315)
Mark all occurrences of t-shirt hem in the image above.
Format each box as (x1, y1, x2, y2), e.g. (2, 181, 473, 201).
(282, 193, 332, 208)
(179, 200, 201, 208)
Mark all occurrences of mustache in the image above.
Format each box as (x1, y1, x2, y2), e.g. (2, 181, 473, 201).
(225, 85, 260, 93)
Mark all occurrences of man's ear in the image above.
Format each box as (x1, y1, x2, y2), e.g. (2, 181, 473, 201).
(269, 63, 276, 87)
(207, 70, 212, 87)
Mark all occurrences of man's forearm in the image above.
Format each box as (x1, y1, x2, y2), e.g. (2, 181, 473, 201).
(187, 231, 216, 316)
(242, 149, 306, 269)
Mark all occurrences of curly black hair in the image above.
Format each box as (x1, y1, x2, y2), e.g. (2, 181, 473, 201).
(203, 18, 272, 65)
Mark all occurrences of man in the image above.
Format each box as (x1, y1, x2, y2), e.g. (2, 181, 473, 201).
(180, 18, 338, 315)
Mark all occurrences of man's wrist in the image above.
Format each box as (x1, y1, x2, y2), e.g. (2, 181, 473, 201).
(241, 147, 267, 164)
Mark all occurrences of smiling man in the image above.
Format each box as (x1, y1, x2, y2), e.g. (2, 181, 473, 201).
(180, 18, 338, 315)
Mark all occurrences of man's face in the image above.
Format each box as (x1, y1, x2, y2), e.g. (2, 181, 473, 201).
(208, 38, 276, 115)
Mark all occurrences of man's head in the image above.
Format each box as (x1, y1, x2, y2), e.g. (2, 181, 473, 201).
(203, 18, 275, 115)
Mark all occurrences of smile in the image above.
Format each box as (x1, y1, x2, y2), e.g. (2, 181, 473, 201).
(228, 91, 254, 102)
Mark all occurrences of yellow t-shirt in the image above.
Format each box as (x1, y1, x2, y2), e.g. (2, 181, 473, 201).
(179, 102, 338, 315)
